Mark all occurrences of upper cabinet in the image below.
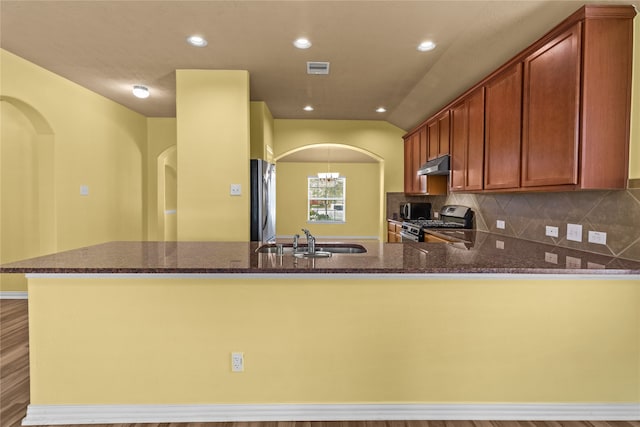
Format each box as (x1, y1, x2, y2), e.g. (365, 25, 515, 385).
(451, 88, 484, 192)
(427, 111, 451, 160)
(403, 125, 447, 195)
(403, 5, 636, 194)
(404, 129, 423, 194)
(521, 7, 635, 190)
(522, 23, 581, 188)
(484, 63, 523, 191)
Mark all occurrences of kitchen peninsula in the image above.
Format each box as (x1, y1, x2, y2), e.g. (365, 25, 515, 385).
(3, 238, 640, 425)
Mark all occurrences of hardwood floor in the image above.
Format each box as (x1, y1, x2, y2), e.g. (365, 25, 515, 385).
(1, 300, 639, 427)
(0, 299, 29, 427)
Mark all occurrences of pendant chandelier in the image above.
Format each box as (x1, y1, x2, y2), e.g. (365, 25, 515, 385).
(318, 147, 339, 182)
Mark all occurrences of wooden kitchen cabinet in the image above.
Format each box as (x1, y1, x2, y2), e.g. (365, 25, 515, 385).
(484, 63, 522, 190)
(403, 126, 447, 195)
(427, 111, 450, 160)
(438, 112, 450, 157)
(450, 87, 485, 192)
(403, 128, 425, 194)
(423, 233, 450, 243)
(521, 9, 634, 189)
(387, 220, 402, 243)
(403, 5, 635, 193)
(521, 23, 581, 188)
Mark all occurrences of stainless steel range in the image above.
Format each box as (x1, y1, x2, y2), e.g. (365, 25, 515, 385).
(400, 205, 474, 242)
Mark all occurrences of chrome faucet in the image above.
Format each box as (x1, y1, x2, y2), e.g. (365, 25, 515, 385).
(293, 234, 300, 253)
(301, 229, 316, 254)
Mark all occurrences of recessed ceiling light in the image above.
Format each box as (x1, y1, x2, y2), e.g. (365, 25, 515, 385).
(294, 38, 312, 49)
(303, 105, 314, 111)
(417, 40, 436, 52)
(132, 85, 150, 99)
(376, 107, 387, 113)
(187, 35, 208, 47)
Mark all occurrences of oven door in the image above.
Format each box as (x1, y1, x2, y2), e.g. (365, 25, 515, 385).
(400, 230, 420, 242)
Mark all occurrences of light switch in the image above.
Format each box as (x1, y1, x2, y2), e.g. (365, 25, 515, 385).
(566, 256, 582, 269)
(496, 220, 505, 230)
(80, 185, 89, 196)
(230, 184, 242, 196)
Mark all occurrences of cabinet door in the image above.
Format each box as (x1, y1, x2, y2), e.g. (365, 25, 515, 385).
(484, 63, 523, 190)
(522, 23, 581, 187)
(404, 132, 426, 194)
(466, 88, 485, 190)
(427, 120, 439, 160)
(412, 132, 426, 193)
(450, 101, 467, 191)
(403, 137, 413, 193)
(438, 111, 450, 156)
(418, 126, 428, 193)
(450, 88, 485, 192)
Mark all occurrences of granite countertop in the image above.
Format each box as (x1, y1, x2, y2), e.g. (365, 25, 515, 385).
(2, 232, 640, 275)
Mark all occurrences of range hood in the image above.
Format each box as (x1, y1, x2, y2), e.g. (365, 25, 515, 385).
(417, 155, 450, 176)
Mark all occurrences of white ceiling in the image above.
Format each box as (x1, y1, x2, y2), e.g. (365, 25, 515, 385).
(1, 0, 638, 134)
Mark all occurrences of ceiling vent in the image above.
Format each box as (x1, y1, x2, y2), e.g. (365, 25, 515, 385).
(307, 61, 330, 75)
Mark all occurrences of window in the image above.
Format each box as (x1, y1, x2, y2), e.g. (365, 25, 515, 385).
(308, 176, 346, 222)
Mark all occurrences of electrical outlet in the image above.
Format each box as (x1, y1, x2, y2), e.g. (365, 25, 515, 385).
(545, 252, 558, 264)
(230, 184, 242, 196)
(566, 256, 582, 269)
(231, 352, 244, 372)
(588, 231, 607, 245)
(496, 240, 504, 250)
(545, 226, 559, 238)
(496, 220, 505, 230)
(80, 185, 89, 196)
(566, 223, 582, 242)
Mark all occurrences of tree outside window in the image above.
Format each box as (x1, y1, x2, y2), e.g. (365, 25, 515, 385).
(308, 176, 345, 222)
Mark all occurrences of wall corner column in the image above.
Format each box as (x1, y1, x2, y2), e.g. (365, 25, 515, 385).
(176, 70, 250, 241)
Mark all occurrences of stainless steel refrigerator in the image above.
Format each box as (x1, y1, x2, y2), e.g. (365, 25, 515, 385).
(250, 159, 276, 242)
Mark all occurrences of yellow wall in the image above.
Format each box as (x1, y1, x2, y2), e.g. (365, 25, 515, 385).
(629, 15, 640, 180)
(0, 49, 147, 291)
(176, 70, 250, 241)
(27, 276, 640, 404)
(273, 120, 405, 241)
(274, 120, 405, 192)
(276, 162, 380, 238)
(250, 101, 274, 161)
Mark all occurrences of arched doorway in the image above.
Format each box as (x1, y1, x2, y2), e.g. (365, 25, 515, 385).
(275, 143, 385, 240)
(0, 97, 56, 291)
(157, 146, 177, 241)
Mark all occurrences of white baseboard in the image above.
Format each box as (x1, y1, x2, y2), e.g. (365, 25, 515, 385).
(0, 291, 27, 299)
(21, 403, 640, 425)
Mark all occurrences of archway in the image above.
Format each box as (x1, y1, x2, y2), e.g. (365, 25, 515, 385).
(275, 143, 386, 241)
(157, 146, 177, 241)
(0, 96, 56, 292)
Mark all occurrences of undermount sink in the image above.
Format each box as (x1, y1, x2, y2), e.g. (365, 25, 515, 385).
(293, 251, 332, 258)
(256, 243, 367, 254)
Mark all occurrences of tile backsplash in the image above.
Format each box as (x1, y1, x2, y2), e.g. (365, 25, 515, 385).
(387, 189, 640, 262)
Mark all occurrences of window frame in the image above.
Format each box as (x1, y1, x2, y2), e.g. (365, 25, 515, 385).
(307, 175, 346, 223)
